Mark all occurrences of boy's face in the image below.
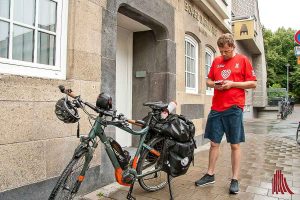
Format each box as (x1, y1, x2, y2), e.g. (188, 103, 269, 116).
(218, 43, 235, 60)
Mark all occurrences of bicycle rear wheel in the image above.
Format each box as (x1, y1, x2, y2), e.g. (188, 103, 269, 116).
(137, 137, 168, 192)
(48, 148, 89, 200)
(296, 123, 300, 142)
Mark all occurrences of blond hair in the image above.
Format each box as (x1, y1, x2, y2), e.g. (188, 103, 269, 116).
(217, 33, 235, 48)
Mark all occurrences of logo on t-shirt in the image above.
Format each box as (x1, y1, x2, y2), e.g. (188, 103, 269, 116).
(221, 69, 231, 79)
(235, 63, 240, 68)
(217, 64, 225, 68)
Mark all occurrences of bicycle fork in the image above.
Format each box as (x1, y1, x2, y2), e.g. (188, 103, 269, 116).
(72, 148, 93, 194)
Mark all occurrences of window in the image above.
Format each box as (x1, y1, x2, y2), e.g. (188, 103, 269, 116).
(205, 47, 214, 95)
(185, 35, 198, 94)
(0, 0, 68, 79)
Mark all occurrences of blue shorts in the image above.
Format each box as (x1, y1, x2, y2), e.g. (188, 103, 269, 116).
(204, 105, 245, 144)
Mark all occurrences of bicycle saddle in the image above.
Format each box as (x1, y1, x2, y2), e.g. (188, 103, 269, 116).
(143, 101, 168, 110)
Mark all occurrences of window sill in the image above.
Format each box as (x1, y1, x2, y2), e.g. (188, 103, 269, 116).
(0, 62, 66, 80)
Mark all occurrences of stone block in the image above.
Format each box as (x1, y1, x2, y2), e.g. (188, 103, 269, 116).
(88, 0, 107, 8)
(181, 104, 204, 119)
(101, 9, 117, 59)
(69, 50, 101, 81)
(0, 75, 71, 102)
(79, 80, 101, 103)
(101, 57, 116, 99)
(45, 137, 79, 178)
(70, 0, 102, 55)
(0, 101, 77, 145)
(192, 118, 203, 136)
(0, 141, 46, 192)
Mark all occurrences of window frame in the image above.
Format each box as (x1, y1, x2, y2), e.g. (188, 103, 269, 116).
(205, 47, 214, 95)
(0, 0, 68, 80)
(185, 35, 198, 94)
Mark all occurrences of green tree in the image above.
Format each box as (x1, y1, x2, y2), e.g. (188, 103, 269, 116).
(263, 27, 300, 100)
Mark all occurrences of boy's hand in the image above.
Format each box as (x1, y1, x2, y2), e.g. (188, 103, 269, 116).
(221, 80, 234, 90)
(214, 80, 224, 90)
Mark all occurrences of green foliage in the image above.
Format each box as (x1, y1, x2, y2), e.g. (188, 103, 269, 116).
(290, 67, 300, 98)
(268, 85, 286, 99)
(97, 192, 104, 198)
(263, 27, 300, 100)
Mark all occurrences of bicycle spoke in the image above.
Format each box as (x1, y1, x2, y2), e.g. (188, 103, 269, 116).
(137, 137, 169, 192)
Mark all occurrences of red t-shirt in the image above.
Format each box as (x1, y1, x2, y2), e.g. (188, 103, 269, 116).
(208, 54, 257, 111)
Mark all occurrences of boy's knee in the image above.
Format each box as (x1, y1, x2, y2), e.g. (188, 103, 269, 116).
(210, 141, 220, 148)
(230, 144, 240, 151)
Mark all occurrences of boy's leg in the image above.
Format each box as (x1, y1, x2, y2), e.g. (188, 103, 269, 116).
(207, 141, 220, 175)
(230, 143, 241, 179)
(195, 110, 224, 186)
(205, 110, 223, 175)
(229, 143, 241, 194)
(222, 106, 244, 194)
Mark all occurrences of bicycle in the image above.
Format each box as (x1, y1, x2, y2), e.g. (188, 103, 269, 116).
(48, 85, 171, 200)
(278, 98, 291, 120)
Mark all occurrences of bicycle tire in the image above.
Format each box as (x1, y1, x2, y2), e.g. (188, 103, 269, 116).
(296, 123, 300, 142)
(48, 148, 89, 200)
(137, 137, 169, 192)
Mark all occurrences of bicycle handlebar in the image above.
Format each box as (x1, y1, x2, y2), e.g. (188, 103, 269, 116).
(58, 85, 147, 130)
(58, 85, 114, 116)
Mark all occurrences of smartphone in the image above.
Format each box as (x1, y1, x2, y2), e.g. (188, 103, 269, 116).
(214, 81, 223, 85)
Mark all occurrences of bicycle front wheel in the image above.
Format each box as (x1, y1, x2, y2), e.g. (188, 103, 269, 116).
(137, 137, 168, 192)
(48, 148, 89, 200)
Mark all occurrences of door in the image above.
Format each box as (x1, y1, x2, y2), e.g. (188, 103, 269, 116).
(116, 26, 133, 147)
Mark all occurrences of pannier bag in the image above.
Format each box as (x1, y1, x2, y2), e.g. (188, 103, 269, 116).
(162, 139, 195, 177)
(143, 113, 197, 176)
(160, 114, 195, 142)
(144, 114, 195, 143)
(160, 114, 197, 177)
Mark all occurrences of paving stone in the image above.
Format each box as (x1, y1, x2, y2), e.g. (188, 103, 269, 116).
(254, 194, 278, 200)
(246, 186, 269, 195)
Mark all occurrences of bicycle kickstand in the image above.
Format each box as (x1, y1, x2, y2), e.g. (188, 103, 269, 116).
(126, 183, 136, 200)
(168, 174, 174, 200)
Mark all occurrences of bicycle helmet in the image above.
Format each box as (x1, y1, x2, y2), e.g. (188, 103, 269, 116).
(96, 93, 112, 110)
(55, 97, 80, 123)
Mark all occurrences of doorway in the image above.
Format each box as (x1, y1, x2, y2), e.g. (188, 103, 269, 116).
(116, 13, 150, 147)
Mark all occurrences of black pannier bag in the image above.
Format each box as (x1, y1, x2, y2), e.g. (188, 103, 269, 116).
(143, 113, 197, 176)
(162, 139, 195, 177)
(160, 114, 195, 142)
(143, 113, 196, 143)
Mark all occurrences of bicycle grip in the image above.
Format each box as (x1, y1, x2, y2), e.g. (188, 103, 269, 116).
(58, 85, 77, 98)
(127, 119, 144, 127)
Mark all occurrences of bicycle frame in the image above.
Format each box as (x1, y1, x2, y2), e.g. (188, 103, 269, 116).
(79, 113, 161, 186)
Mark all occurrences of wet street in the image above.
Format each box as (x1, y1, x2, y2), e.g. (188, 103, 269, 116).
(84, 105, 300, 200)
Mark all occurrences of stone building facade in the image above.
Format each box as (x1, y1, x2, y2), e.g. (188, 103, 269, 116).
(0, 0, 267, 199)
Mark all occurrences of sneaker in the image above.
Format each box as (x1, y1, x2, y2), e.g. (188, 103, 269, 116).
(195, 174, 215, 186)
(229, 179, 239, 194)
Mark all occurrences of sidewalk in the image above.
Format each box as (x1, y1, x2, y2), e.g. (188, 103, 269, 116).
(83, 105, 300, 200)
